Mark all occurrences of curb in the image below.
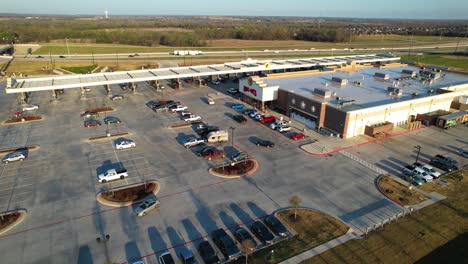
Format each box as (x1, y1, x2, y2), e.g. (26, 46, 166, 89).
(300, 126, 427, 156)
(96, 181, 161, 208)
(375, 175, 406, 207)
(0, 209, 27, 236)
(208, 159, 259, 179)
(0, 145, 40, 155)
(86, 132, 131, 142)
(2, 117, 44, 126)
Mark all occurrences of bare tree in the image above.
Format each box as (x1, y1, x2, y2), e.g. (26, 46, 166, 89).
(289, 195, 302, 220)
(240, 239, 256, 264)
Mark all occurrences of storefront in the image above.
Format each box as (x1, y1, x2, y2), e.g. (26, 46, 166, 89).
(238, 77, 278, 111)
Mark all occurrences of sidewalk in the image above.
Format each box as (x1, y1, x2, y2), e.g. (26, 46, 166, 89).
(279, 229, 359, 264)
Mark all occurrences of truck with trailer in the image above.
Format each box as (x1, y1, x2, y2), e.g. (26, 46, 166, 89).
(206, 130, 229, 143)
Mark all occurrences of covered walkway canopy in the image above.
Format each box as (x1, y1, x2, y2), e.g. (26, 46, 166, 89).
(6, 54, 399, 94)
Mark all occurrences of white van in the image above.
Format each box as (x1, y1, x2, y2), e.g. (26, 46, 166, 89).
(206, 130, 229, 143)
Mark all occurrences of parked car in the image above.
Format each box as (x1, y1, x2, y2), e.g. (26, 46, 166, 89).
(171, 105, 188, 112)
(181, 111, 192, 117)
(158, 252, 175, 264)
(97, 168, 128, 183)
(232, 151, 248, 162)
(56, 89, 65, 94)
(207, 98, 215, 105)
(134, 197, 160, 217)
(242, 109, 256, 115)
(250, 221, 275, 244)
(264, 215, 288, 237)
(178, 248, 197, 264)
(81, 111, 99, 119)
(111, 94, 124, 101)
(183, 137, 205, 148)
(104, 116, 122, 125)
(458, 149, 468, 158)
(231, 103, 245, 109)
(120, 84, 128, 90)
(277, 125, 291, 133)
(420, 164, 441, 179)
(413, 167, 433, 182)
(199, 147, 225, 160)
(253, 114, 264, 120)
(84, 119, 102, 128)
(429, 159, 458, 172)
(22, 104, 39, 111)
(254, 138, 274, 148)
(198, 241, 220, 264)
(2, 152, 26, 164)
(249, 111, 260, 118)
(212, 81, 220, 85)
(84, 87, 92, 92)
(431, 154, 458, 166)
(227, 88, 239, 94)
(233, 115, 247, 123)
(211, 228, 241, 260)
(233, 227, 257, 251)
(184, 115, 202, 122)
(258, 116, 276, 124)
(115, 139, 136, 150)
(290, 133, 306, 140)
(402, 164, 416, 176)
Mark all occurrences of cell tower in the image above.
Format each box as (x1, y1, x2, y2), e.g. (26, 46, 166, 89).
(105, 10, 109, 19)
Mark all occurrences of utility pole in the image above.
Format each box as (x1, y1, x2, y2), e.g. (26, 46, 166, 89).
(414, 145, 421, 164)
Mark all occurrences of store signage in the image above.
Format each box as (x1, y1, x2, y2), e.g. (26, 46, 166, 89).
(243, 86, 257, 96)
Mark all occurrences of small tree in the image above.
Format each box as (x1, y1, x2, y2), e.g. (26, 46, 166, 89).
(289, 195, 302, 220)
(240, 239, 255, 264)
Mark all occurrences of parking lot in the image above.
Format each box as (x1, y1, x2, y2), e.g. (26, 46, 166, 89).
(0, 77, 465, 264)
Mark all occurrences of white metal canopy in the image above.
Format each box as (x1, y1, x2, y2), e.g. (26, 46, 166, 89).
(5, 54, 400, 94)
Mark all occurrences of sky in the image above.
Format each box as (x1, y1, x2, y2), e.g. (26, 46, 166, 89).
(1, 0, 467, 19)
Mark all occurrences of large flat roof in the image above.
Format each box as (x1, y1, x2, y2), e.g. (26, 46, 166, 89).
(264, 66, 468, 111)
(6, 54, 399, 94)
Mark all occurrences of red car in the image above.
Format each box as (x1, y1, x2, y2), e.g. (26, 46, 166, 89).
(84, 119, 102, 128)
(290, 132, 306, 140)
(258, 116, 276, 124)
(200, 147, 225, 160)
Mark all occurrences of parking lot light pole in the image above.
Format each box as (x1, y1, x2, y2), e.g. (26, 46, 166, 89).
(415, 145, 421, 164)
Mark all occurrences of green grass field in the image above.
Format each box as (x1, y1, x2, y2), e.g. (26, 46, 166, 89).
(401, 54, 468, 70)
(302, 169, 468, 264)
(62, 64, 97, 74)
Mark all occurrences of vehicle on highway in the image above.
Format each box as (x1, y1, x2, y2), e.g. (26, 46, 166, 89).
(22, 104, 39, 111)
(158, 252, 175, 264)
(134, 197, 160, 217)
(258, 116, 276, 124)
(97, 168, 128, 183)
(290, 132, 306, 140)
(211, 228, 241, 260)
(81, 111, 99, 119)
(458, 149, 468, 158)
(227, 87, 239, 94)
(178, 248, 197, 264)
(199, 147, 225, 160)
(250, 221, 275, 244)
(242, 109, 256, 115)
(115, 139, 136, 150)
(264, 215, 288, 237)
(104, 116, 122, 125)
(171, 105, 188, 112)
(231, 103, 245, 109)
(84, 119, 102, 128)
(198, 241, 220, 264)
(2, 152, 26, 164)
(420, 164, 441, 178)
(111, 94, 124, 101)
(183, 137, 205, 148)
(59, 55, 66, 58)
(36, 55, 44, 58)
(184, 115, 202, 122)
(233, 227, 257, 250)
(233, 115, 247, 123)
(277, 125, 291, 133)
(232, 151, 247, 162)
(254, 138, 274, 148)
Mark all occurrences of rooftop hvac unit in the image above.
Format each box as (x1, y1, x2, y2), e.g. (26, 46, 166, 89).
(313, 88, 332, 98)
(387, 87, 403, 96)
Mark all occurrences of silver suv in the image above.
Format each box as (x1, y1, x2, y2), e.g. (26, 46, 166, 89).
(2, 152, 26, 164)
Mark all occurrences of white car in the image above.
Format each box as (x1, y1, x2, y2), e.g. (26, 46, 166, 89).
(184, 115, 202, 122)
(249, 111, 259, 118)
(212, 81, 220, 85)
(171, 105, 188, 112)
(277, 125, 291, 133)
(254, 114, 264, 120)
(115, 139, 136, 150)
(413, 168, 433, 182)
(134, 197, 160, 217)
(2, 152, 26, 163)
(207, 98, 215, 105)
(421, 164, 441, 178)
(22, 104, 39, 111)
(183, 137, 205, 148)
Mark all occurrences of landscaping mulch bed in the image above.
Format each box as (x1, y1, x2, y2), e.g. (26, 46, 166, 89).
(0, 212, 21, 231)
(4, 116, 42, 124)
(101, 182, 156, 203)
(88, 132, 129, 141)
(378, 175, 427, 206)
(88, 107, 114, 113)
(212, 160, 255, 175)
